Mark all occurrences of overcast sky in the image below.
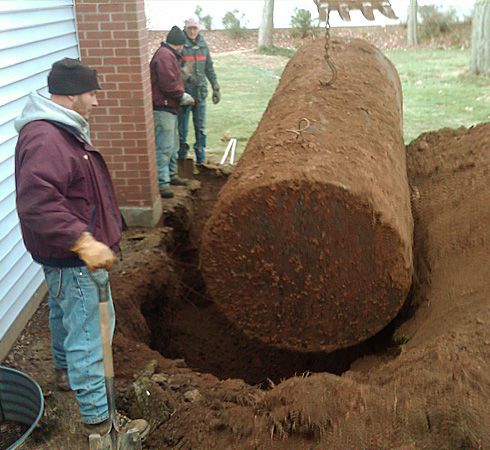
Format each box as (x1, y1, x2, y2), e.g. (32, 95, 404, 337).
(145, 0, 475, 30)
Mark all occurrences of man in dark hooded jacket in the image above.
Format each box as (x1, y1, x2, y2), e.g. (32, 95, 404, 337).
(178, 18, 220, 164)
(14, 58, 149, 440)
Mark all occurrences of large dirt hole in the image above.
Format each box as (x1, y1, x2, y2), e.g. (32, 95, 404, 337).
(139, 164, 417, 386)
(7, 122, 489, 450)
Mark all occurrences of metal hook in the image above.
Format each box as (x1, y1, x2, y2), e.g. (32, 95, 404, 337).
(320, 58, 338, 86)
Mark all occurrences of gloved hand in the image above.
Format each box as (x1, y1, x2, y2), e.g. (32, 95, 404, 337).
(181, 62, 195, 82)
(70, 232, 117, 272)
(212, 86, 221, 105)
(180, 93, 195, 106)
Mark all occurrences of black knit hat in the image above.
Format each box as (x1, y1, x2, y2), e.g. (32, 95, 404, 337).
(48, 58, 101, 95)
(166, 26, 186, 45)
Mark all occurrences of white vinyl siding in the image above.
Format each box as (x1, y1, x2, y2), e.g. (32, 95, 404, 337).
(0, 1, 79, 351)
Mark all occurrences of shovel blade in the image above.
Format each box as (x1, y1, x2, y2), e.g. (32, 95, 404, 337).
(89, 429, 141, 450)
(89, 433, 113, 450)
(119, 429, 142, 450)
(177, 158, 194, 180)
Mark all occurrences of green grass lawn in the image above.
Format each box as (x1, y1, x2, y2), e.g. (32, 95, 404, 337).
(201, 46, 490, 160)
(203, 51, 288, 158)
(386, 47, 490, 143)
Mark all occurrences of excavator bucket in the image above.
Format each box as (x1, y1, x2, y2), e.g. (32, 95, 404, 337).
(316, 0, 398, 22)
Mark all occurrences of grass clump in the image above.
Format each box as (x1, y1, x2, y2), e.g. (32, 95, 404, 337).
(258, 45, 296, 58)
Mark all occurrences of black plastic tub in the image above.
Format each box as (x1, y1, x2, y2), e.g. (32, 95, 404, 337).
(0, 366, 44, 450)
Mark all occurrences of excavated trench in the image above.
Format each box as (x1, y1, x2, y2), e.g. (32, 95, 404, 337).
(138, 165, 418, 387)
(137, 38, 417, 386)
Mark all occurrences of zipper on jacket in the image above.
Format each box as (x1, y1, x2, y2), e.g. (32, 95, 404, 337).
(88, 206, 96, 233)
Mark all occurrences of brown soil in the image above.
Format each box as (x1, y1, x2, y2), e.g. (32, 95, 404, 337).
(4, 24, 490, 450)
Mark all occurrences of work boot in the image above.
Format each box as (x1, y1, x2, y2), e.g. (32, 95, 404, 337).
(170, 176, 188, 186)
(54, 368, 70, 391)
(159, 184, 174, 198)
(83, 413, 150, 441)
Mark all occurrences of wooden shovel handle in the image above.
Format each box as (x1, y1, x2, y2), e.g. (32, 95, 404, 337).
(98, 302, 114, 379)
(87, 271, 114, 379)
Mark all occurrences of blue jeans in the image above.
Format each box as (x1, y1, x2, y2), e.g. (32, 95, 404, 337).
(177, 100, 206, 163)
(44, 266, 115, 424)
(153, 110, 178, 185)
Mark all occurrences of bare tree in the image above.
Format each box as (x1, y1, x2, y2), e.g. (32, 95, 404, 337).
(407, 0, 418, 46)
(258, 0, 274, 47)
(470, 0, 490, 75)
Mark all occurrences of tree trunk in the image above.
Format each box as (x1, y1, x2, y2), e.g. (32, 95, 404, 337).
(470, 0, 490, 75)
(258, 0, 274, 47)
(407, 0, 418, 46)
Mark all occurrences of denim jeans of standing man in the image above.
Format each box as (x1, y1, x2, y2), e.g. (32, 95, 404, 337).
(153, 110, 178, 186)
(177, 100, 206, 163)
(44, 266, 115, 425)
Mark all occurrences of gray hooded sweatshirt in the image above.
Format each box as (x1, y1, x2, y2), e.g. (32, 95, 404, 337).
(15, 91, 92, 145)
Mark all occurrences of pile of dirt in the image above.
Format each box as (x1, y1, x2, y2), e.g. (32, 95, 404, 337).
(7, 121, 490, 450)
(144, 125, 490, 450)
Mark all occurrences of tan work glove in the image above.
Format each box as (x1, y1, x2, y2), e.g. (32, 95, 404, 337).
(70, 232, 117, 272)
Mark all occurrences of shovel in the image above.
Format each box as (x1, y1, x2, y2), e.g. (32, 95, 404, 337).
(88, 271, 141, 450)
(177, 157, 194, 180)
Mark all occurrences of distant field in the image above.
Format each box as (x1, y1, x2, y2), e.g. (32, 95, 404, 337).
(200, 46, 490, 159)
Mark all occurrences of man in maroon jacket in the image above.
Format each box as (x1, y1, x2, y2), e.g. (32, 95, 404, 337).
(14, 58, 149, 440)
(150, 25, 194, 198)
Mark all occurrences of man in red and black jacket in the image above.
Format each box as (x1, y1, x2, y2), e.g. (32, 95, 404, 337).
(178, 18, 220, 165)
(150, 25, 194, 198)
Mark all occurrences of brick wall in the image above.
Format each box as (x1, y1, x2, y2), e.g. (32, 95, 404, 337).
(75, 0, 161, 226)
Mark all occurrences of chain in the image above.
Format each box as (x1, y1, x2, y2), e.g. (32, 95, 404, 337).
(320, 7, 337, 87)
(324, 6, 331, 58)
